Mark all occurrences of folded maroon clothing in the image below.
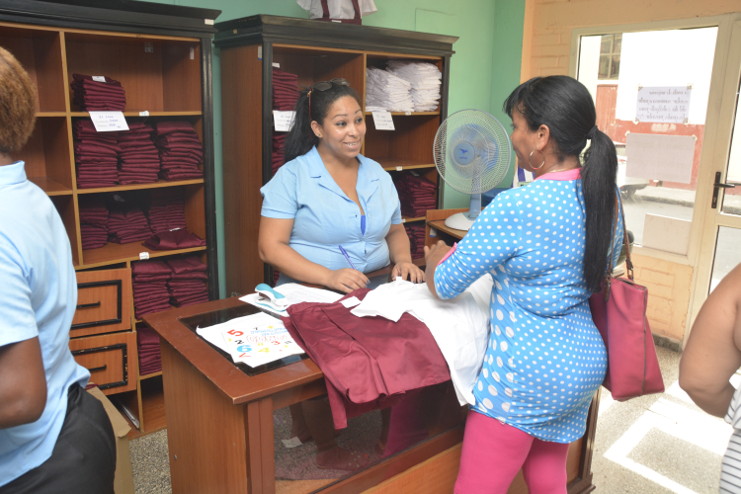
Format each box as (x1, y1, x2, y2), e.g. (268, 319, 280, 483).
(166, 255, 206, 276)
(143, 229, 206, 250)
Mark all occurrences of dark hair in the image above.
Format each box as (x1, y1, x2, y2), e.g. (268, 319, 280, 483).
(283, 80, 361, 163)
(503, 75, 618, 292)
(0, 47, 37, 155)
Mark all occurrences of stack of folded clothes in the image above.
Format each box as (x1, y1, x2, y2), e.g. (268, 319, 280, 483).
(74, 119, 120, 188)
(117, 121, 161, 184)
(404, 223, 426, 260)
(132, 259, 172, 319)
(154, 121, 204, 180)
(70, 73, 126, 111)
(107, 196, 152, 244)
(79, 196, 109, 250)
(147, 193, 187, 234)
(271, 67, 299, 174)
(136, 324, 162, 375)
(143, 228, 206, 251)
(166, 255, 209, 307)
(393, 171, 437, 218)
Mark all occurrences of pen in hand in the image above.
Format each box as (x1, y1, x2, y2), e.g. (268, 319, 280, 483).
(338, 245, 357, 270)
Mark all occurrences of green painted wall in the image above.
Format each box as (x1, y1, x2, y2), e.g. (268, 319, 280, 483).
(138, 0, 524, 296)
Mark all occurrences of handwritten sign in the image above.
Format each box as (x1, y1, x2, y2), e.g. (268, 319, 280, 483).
(371, 111, 395, 131)
(636, 86, 691, 124)
(88, 111, 129, 132)
(273, 110, 295, 132)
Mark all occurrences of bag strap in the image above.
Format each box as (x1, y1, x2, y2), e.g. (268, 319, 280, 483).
(605, 193, 633, 281)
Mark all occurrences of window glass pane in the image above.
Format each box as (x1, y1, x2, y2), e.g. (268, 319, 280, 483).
(579, 27, 718, 251)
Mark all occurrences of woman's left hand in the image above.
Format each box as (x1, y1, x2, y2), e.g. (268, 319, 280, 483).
(391, 261, 425, 283)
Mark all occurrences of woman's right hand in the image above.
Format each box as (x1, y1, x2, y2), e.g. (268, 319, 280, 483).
(325, 268, 370, 294)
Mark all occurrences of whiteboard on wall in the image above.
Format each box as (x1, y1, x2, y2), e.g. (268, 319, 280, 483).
(625, 133, 696, 183)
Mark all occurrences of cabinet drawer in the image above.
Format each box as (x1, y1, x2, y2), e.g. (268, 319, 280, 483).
(72, 268, 132, 338)
(69, 332, 138, 394)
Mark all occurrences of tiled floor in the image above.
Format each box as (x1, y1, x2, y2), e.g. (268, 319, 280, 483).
(591, 345, 730, 493)
(130, 345, 731, 493)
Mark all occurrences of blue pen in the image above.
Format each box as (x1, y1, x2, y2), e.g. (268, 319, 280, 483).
(338, 245, 357, 270)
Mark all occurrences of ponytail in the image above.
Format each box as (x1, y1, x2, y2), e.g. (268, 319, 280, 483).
(284, 89, 318, 163)
(581, 128, 618, 292)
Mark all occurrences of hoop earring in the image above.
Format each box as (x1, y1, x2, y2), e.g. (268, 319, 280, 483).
(529, 150, 545, 170)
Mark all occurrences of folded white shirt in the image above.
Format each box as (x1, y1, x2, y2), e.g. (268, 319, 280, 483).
(351, 277, 492, 406)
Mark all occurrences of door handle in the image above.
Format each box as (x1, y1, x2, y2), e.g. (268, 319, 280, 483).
(711, 171, 737, 209)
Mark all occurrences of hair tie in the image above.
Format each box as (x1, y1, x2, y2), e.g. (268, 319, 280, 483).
(587, 125, 598, 140)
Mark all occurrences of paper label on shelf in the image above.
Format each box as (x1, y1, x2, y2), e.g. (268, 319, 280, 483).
(371, 111, 395, 131)
(139, 252, 150, 260)
(89, 111, 129, 132)
(139, 111, 150, 117)
(273, 110, 296, 132)
(92, 75, 106, 82)
(396, 165, 403, 171)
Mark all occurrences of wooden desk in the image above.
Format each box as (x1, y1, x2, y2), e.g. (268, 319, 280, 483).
(145, 290, 598, 493)
(143, 298, 466, 494)
(425, 208, 469, 248)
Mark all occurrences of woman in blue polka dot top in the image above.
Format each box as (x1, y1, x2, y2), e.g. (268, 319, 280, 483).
(425, 75, 624, 493)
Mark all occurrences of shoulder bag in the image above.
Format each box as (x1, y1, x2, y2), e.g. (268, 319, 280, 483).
(589, 202, 665, 401)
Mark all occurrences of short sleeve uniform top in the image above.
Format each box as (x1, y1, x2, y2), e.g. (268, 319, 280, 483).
(433, 169, 623, 443)
(261, 147, 402, 273)
(0, 161, 89, 485)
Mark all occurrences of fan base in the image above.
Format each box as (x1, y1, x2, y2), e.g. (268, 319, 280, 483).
(444, 212, 475, 231)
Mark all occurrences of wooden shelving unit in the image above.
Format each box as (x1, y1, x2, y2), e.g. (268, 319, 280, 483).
(0, 0, 221, 435)
(215, 14, 458, 297)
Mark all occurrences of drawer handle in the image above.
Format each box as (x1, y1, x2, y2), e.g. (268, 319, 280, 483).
(88, 365, 108, 373)
(76, 301, 102, 310)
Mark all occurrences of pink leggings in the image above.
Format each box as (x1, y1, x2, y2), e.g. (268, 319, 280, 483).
(454, 410, 569, 494)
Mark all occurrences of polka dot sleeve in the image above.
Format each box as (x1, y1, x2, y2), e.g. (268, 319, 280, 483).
(434, 191, 522, 300)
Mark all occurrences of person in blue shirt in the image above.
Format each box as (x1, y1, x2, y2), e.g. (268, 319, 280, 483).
(425, 76, 622, 493)
(259, 78, 424, 470)
(259, 78, 423, 293)
(0, 47, 116, 493)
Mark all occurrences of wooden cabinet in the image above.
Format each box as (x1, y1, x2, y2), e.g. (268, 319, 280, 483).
(215, 15, 457, 296)
(71, 268, 137, 394)
(0, 0, 221, 434)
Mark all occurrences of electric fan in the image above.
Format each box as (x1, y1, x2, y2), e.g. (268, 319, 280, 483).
(433, 109, 512, 230)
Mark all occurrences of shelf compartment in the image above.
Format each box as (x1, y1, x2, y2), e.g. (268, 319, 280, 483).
(365, 113, 440, 164)
(273, 44, 365, 89)
(24, 117, 73, 192)
(77, 184, 207, 268)
(0, 24, 66, 112)
(65, 33, 203, 113)
(51, 195, 80, 266)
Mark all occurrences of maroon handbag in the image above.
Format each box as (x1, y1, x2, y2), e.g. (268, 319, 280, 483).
(589, 204, 664, 401)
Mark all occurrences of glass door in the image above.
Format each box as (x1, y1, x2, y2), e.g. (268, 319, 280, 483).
(695, 17, 741, 298)
(577, 26, 718, 255)
(575, 13, 741, 342)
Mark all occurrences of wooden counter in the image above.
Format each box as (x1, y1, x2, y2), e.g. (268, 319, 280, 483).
(144, 289, 598, 493)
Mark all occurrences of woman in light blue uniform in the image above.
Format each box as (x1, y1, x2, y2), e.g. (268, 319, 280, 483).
(425, 75, 624, 493)
(259, 79, 423, 471)
(259, 79, 423, 292)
